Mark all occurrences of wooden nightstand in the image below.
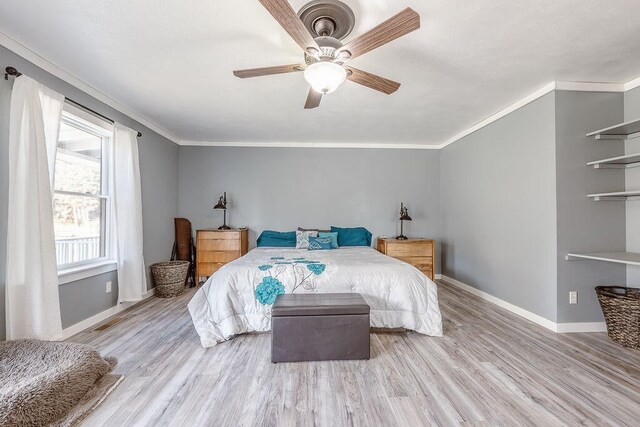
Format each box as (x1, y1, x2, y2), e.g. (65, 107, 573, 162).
(377, 238, 435, 280)
(196, 228, 248, 285)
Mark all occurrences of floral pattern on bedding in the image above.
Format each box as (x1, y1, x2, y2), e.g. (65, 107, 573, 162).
(254, 257, 327, 305)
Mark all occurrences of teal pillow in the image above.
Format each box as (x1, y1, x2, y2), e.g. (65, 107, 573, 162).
(256, 230, 296, 247)
(330, 226, 372, 247)
(308, 236, 333, 250)
(318, 232, 339, 249)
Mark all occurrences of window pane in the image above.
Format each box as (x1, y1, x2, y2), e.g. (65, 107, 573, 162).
(54, 121, 102, 195)
(53, 193, 104, 265)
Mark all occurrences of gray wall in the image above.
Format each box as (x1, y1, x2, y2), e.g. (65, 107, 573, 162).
(440, 90, 628, 324)
(626, 86, 640, 117)
(59, 271, 118, 329)
(555, 91, 626, 323)
(624, 87, 640, 285)
(178, 147, 442, 271)
(441, 93, 559, 322)
(0, 45, 179, 340)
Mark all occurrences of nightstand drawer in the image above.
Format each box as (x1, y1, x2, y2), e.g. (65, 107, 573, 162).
(396, 256, 432, 269)
(198, 251, 240, 263)
(378, 238, 435, 281)
(196, 228, 249, 286)
(417, 266, 433, 277)
(198, 231, 240, 240)
(198, 262, 225, 276)
(385, 240, 433, 257)
(198, 239, 240, 252)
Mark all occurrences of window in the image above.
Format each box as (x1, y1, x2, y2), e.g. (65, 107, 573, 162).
(53, 105, 114, 271)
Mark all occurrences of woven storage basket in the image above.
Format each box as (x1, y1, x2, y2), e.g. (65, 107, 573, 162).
(595, 286, 640, 349)
(150, 261, 190, 298)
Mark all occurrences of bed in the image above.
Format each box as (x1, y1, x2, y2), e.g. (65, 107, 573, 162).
(188, 246, 443, 348)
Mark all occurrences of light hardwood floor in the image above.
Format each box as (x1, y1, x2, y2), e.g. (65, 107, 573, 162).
(71, 281, 640, 426)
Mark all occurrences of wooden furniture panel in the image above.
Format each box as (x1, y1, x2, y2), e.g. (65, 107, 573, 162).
(196, 228, 248, 285)
(385, 240, 433, 257)
(198, 251, 240, 263)
(392, 255, 432, 265)
(197, 262, 226, 276)
(199, 231, 241, 240)
(377, 238, 435, 281)
(198, 239, 240, 252)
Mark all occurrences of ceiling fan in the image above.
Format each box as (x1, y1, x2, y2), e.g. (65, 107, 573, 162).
(233, 0, 420, 109)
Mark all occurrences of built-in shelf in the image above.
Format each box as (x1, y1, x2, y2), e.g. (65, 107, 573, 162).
(588, 152, 640, 169)
(586, 117, 640, 140)
(566, 252, 640, 266)
(587, 190, 640, 201)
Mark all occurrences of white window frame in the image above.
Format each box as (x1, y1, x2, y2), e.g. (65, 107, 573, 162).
(56, 103, 117, 284)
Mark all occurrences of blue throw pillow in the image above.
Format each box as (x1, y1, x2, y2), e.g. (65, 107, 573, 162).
(318, 231, 339, 249)
(308, 236, 333, 250)
(256, 230, 296, 247)
(330, 226, 372, 247)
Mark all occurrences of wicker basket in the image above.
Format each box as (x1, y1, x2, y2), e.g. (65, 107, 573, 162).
(595, 286, 640, 349)
(150, 261, 190, 298)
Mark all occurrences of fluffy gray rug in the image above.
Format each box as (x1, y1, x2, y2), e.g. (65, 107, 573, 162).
(0, 339, 122, 426)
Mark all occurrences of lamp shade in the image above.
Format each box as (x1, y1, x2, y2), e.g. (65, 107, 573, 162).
(213, 195, 226, 210)
(399, 203, 412, 221)
(304, 62, 347, 94)
(399, 211, 412, 221)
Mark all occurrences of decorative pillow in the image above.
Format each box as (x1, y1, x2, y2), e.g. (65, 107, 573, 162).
(296, 230, 318, 249)
(330, 226, 373, 247)
(256, 230, 296, 247)
(318, 231, 339, 249)
(308, 236, 333, 250)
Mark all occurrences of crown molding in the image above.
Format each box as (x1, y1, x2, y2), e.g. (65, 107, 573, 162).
(438, 82, 557, 149)
(438, 79, 638, 149)
(555, 81, 625, 92)
(184, 78, 638, 150)
(625, 76, 640, 92)
(0, 31, 179, 144)
(178, 140, 442, 149)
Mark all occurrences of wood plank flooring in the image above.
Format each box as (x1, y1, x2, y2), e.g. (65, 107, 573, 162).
(70, 281, 640, 426)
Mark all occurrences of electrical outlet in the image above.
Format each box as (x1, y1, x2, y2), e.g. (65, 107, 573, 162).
(569, 291, 578, 305)
(106, 281, 112, 294)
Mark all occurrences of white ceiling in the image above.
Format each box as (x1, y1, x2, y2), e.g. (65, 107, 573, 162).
(1, 0, 640, 146)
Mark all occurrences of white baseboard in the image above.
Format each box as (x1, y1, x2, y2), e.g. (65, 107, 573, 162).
(556, 322, 607, 333)
(58, 287, 155, 340)
(439, 275, 558, 331)
(438, 275, 605, 334)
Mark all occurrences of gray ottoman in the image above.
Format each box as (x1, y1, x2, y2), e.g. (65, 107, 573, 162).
(271, 293, 370, 363)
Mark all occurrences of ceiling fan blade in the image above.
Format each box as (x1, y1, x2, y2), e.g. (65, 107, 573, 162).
(338, 8, 420, 61)
(233, 64, 304, 78)
(346, 67, 401, 94)
(304, 88, 322, 109)
(258, 0, 320, 53)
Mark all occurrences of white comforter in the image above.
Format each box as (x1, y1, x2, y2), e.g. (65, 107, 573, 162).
(188, 246, 443, 348)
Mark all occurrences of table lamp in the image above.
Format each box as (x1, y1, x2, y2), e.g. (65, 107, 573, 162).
(213, 192, 231, 230)
(396, 202, 412, 240)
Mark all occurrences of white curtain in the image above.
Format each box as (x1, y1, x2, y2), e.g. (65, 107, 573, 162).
(6, 76, 64, 340)
(113, 123, 147, 303)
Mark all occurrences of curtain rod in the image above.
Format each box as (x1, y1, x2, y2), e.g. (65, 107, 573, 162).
(5, 66, 142, 138)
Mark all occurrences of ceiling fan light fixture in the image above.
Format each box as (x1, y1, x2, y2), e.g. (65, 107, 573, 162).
(234, 1, 420, 108)
(303, 61, 347, 94)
